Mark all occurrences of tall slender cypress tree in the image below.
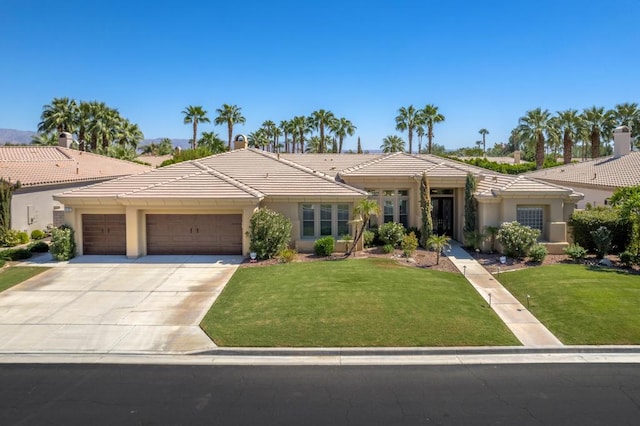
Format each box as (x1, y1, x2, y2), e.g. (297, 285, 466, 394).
(420, 172, 433, 247)
(464, 172, 477, 240)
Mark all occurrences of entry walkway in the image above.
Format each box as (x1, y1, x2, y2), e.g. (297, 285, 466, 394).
(446, 242, 563, 347)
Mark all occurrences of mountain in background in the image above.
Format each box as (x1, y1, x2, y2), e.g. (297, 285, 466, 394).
(0, 128, 191, 150)
(0, 128, 36, 144)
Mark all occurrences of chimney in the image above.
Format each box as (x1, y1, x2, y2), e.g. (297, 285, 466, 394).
(233, 134, 248, 150)
(513, 150, 521, 165)
(58, 132, 73, 148)
(613, 125, 631, 158)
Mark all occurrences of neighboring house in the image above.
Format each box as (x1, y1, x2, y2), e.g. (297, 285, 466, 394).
(0, 133, 152, 233)
(54, 136, 583, 257)
(527, 126, 638, 209)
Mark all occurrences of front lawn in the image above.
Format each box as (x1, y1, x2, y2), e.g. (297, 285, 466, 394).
(0, 267, 49, 293)
(202, 258, 519, 347)
(499, 264, 640, 345)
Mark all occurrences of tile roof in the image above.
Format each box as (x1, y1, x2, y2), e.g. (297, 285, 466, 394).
(56, 149, 368, 201)
(0, 146, 152, 187)
(526, 152, 640, 189)
(279, 153, 382, 176)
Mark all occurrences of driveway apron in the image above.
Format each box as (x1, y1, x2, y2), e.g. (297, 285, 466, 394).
(0, 255, 242, 354)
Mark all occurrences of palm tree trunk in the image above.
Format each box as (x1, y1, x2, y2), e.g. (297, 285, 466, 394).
(536, 133, 545, 169)
(408, 129, 413, 154)
(563, 131, 572, 164)
(591, 131, 600, 158)
(428, 125, 434, 154)
(319, 126, 325, 154)
(192, 122, 197, 149)
(227, 123, 233, 151)
(339, 136, 344, 154)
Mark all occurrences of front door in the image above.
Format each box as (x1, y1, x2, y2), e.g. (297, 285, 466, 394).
(431, 197, 453, 237)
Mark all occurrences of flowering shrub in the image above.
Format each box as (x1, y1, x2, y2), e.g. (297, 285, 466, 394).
(248, 208, 292, 260)
(528, 244, 547, 263)
(496, 221, 540, 259)
(50, 225, 76, 261)
(378, 222, 406, 247)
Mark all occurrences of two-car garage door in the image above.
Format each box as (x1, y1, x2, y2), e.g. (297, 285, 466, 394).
(82, 213, 242, 255)
(146, 214, 242, 255)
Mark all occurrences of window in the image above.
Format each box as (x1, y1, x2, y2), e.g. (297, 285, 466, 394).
(302, 204, 315, 237)
(383, 200, 394, 223)
(517, 206, 543, 232)
(300, 203, 352, 238)
(399, 199, 408, 228)
(369, 188, 411, 226)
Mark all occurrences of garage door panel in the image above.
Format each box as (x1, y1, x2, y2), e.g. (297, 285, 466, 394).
(82, 214, 126, 255)
(146, 214, 242, 255)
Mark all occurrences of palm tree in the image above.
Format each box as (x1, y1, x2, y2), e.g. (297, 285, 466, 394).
(613, 102, 640, 138)
(555, 109, 581, 164)
(305, 136, 322, 153)
(261, 120, 276, 152)
(478, 128, 489, 156)
(516, 108, 554, 169)
(31, 132, 58, 146)
(426, 234, 451, 265)
(115, 120, 144, 150)
(214, 104, 246, 151)
(38, 97, 78, 134)
(247, 129, 270, 150)
(330, 117, 356, 153)
(395, 105, 421, 154)
(279, 120, 290, 153)
(310, 109, 335, 153)
(582, 106, 615, 158)
(421, 104, 445, 154)
(198, 131, 226, 154)
(182, 105, 210, 149)
(292, 115, 312, 153)
(380, 135, 405, 153)
(345, 199, 380, 257)
(76, 101, 93, 151)
(416, 125, 425, 153)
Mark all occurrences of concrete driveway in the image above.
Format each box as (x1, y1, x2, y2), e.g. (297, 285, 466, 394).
(0, 255, 242, 354)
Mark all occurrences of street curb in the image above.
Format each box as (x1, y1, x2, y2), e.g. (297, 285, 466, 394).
(191, 345, 640, 357)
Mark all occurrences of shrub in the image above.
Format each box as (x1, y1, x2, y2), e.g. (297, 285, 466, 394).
(497, 221, 540, 259)
(50, 225, 76, 261)
(401, 232, 418, 258)
(0, 248, 32, 261)
(17, 231, 29, 244)
(406, 227, 422, 246)
(619, 251, 637, 268)
(569, 207, 630, 254)
(0, 258, 4, 267)
(27, 241, 49, 253)
(0, 228, 22, 247)
(590, 226, 612, 258)
(564, 243, 587, 262)
(378, 222, 406, 247)
(382, 243, 395, 254)
(528, 244, 547, 263)
(277, 248, 297, 263)
(314, 236, 335, 256)
(30, 229, 45, 240)
(363, 230, 375, 248)
(248, 208, 292, 260)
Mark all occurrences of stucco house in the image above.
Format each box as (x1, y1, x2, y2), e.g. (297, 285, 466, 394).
(0, 133, 152, 233)
(527, 126, 638, 209)
(54, 136, 583, 257)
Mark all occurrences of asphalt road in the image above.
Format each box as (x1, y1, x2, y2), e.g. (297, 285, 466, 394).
(1, 363, 639, 425)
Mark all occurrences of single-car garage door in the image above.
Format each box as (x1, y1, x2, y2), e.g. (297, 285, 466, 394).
(82, 214, 126, 255)
(146, 214, 242, 255)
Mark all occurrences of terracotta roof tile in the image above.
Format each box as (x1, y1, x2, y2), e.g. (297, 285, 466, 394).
(0, 146, 152, 187)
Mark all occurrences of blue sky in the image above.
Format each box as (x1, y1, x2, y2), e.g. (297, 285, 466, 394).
(1, 0, 639, 151)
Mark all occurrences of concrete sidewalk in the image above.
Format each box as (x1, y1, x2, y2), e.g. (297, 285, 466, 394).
(446, 242, 563, 347)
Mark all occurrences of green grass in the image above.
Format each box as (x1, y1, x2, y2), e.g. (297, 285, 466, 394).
(202, 258, 519, 347)
(0, 267, 49, 293)
(499, 264, 640, 345)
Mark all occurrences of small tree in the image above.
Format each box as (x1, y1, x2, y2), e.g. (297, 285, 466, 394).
(463, 172, 477, 246)
(0, 178, 20, 231)
(346, 199, 380, 257)
(427, 234, 451, 265)
(50, 225, 76, 261)
(248, 208, 292, 260)
(590, 226, 612, 258)
(497, 221, 540, 259)
(610, 185, 640, 255)
(420, 172, 433, 247)
(401, 232, 418, 258)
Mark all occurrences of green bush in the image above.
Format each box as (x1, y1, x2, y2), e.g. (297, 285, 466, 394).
(406, 227, 422, 246)
(314, 236, 335, 256)
(30, 229, 45, 240)
(382, 243, 395, 254)
(528, 244, 547, 263)
(27, 241, 49, 253)
(401, 232, 418, 258)
(0, 229, 22, 247)
(564, 243, 587, 262)
(569, 208, 630, 254)
(0, 258, 4, 268)
(277, 248, 297, 263)
(248, 208, 292, 260)
(619, 251, 637, 268)
(378, 222, 406, 247)
(590, 226, 612, 258)
(363, 230, 375, 248)
(0, 248, 32, 261)
(50, 225, 76, 261)
(17, 231, 29, 244)
(497, 221, 540, 259)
